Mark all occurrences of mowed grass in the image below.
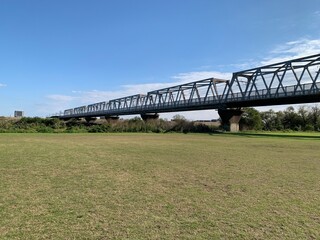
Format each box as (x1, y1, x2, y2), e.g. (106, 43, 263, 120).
(0, 133, 320, 239)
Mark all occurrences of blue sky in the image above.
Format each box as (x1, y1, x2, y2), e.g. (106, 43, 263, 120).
(0, 0, 319, 119)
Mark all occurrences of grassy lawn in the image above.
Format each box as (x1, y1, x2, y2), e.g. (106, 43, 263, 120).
(0, 133, 320, 239)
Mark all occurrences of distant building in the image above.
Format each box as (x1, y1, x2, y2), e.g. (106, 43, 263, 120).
(14, 111, 24, 118)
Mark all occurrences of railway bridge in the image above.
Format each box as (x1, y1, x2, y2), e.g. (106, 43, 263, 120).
(52, 54, 320, 131)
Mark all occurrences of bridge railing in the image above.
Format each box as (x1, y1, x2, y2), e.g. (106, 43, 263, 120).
(53, 54, 320, 118)
(57, 81, 320, 118)
(225, 82, 320, 102)
(226, 53, 320, 100)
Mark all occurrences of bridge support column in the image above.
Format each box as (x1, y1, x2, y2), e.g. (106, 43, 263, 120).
(218, 109, 243, 132)
(61, 118, 71, 121)
(141, 113, 159, 121)
(105, 115, 120, 123)
(85, 117, 97, 123)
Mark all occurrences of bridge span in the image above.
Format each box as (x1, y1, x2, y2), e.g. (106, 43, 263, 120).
(52, 53, 320, 131)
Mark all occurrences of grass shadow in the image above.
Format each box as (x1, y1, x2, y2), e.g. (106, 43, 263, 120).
(229, 132, 320, 140)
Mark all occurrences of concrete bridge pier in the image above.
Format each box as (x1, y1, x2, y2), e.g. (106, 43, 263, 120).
(61, 117, 71, 121)
(85, 117, 97, 123)
(218, 109, 243, 132)
(141, 113, 159, 121)
(105, 115, 120, 122)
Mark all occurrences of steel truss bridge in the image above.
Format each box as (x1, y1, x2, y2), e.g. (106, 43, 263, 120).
(53, 54, 320, 120)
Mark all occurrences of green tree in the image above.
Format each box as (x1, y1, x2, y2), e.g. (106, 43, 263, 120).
(240, 108, 263, 130)
(282, 107, 302, 130)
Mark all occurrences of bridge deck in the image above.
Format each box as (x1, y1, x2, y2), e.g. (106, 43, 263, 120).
(52, 54, 320, 119)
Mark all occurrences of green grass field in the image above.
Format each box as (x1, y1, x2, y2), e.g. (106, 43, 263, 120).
(1, 133, 320, 239)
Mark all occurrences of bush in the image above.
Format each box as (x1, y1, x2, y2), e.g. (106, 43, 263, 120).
(88, 124, 110, 133)
(1, 106, 319, 133)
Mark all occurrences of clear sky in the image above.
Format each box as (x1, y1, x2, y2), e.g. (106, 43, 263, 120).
(0, 0, 319, 119)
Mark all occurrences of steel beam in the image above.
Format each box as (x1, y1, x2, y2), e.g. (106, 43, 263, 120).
(51, 54, 320, 122)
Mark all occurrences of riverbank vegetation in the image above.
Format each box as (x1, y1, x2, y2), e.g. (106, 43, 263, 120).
(240, 105, 320, 131)
(0, 105, 319, 133)
(0, 115, 219, 133)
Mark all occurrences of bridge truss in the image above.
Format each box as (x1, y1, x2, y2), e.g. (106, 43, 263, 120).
(55, 53, 320, 119)
(225, 53, 320, 107)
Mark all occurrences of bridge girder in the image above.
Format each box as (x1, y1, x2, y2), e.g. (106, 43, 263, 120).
(51, 54, 320, 120)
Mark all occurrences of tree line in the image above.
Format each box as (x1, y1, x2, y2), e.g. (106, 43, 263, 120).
(0, 105, 319, 133)
(241, 105, 320, 131)
(0, 115, 219, 133)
